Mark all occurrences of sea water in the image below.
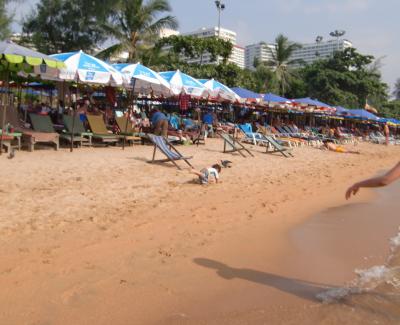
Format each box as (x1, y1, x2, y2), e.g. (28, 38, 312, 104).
(291, 182, 400, 324)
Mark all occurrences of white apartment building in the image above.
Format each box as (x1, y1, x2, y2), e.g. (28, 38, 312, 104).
(245, 42, 276, 70)
(290, 39, 353, 66)
(181, 26, 245, 69)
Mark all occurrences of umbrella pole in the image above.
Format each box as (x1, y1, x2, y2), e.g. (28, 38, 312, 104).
(122, 89, 134, 150)
(70, 82, 78, 152)
(0, 71, 10, 156)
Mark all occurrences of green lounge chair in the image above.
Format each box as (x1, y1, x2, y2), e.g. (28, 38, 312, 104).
(86, 114, 119, 144)
(263, 135, 294, 158)
(148, 134, 193, 170)
(219, 132, 254, 157)
(115, 116, 143, 144)
(28, 114, 59, 151)
(62, 115, 92, 146)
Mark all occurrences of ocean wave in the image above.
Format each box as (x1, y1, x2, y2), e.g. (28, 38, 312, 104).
(317, 229, 400, 303)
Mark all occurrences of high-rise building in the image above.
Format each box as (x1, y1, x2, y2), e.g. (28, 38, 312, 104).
(245, 42, 276, 70)
(290, 39, 353, 66)
(181, 26, 245, 69)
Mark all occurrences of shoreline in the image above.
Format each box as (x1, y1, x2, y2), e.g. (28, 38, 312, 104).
(0, 141, 399, 324)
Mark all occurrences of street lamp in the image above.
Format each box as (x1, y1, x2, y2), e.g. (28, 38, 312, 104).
(215, 0, 225, 38)
(315, 35, 323, 57)
(329, 30, 346, 51)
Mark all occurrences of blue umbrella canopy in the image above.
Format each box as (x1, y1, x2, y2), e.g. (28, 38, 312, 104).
(199, 78, 239, 102)
(113, 63, 170, 95)
(263, 93, 290, 103)
(231, 87, 262, 99)
(347, 109, 380, 121)
(159, 70, 208, 97)
(292, 97, 332, 108)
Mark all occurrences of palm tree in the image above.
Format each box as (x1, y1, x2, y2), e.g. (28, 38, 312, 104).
(393, 78, 400, 100)
(98, 0, 178, 62)
(266, 34, 303, 96)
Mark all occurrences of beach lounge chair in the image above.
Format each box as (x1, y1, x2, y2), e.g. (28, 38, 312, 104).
(0, 134, 12, 153)
(28, 114, 60, 151)
(263, 135, 294, 158)
(1, 107, 58, 152)
(115, 116, 143, 144)
(62, 115, 92, 146)
(238, 123, 269, 146)
(147, 134, 194, 169)
(86, 114, 119, 144)
(219, 131, 254, 157)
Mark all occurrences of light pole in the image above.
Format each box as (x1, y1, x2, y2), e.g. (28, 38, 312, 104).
(215, 0, 225, 38)
(315, 35, 323, 57)
(329, 30, 345, 51)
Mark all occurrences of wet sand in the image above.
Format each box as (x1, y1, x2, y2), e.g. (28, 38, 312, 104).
(0, 140, 399, 324)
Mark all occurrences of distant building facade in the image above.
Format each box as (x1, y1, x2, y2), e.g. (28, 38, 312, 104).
(181, 26, 245, 69)
(290, 39, 353, 66)
(245, 42, 276, 70)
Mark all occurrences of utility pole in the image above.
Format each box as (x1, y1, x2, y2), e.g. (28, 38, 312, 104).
(215, 1, 225, 38)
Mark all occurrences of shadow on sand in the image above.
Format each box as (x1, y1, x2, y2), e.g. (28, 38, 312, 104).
(194, 258, 337, 302)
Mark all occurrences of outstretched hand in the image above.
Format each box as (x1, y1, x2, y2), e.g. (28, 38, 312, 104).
(345, 183, 360, 200)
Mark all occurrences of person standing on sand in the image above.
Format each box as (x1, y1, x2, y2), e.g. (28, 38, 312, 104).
(346, 162, 400, 199)
(384, 123, 390, 146)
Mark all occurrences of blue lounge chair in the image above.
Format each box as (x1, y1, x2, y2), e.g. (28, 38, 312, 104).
(148, 134, 194, 169)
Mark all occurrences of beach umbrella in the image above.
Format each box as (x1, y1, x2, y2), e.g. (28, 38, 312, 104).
(263, 93, 290, 103)
(159, 70, 209, 98)
(231, 87, 262, 100)
(198, 78, 239, 102)
(113, 63, 170, 96)
(0, 40, 65, 155)
(347, 109, 380, 121)
(49, 50, 123, 86)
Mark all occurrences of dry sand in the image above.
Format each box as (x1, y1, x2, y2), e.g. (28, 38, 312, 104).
(0, 139, 399, 324)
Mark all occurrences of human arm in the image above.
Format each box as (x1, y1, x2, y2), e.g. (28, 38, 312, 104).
(346, 162, 400, 200)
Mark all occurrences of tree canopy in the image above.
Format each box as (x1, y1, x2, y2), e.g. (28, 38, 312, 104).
(22, 0, 115, 53)
(0, 0, 13, 40)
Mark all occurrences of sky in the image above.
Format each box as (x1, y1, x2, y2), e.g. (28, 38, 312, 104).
(8, 0, 400, 91)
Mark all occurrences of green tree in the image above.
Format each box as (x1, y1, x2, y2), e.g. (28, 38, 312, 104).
(393, 78, 400, 100)
(158, 35, 233, 65)
(98, 0, 178, 61)
(265, 34, 303, 96)
(22, 0, 113, 53)
(0, 0, 13, 40)
(301, 48, 388, 109)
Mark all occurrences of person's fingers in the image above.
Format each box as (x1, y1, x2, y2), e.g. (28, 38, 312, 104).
(345, 188, 352, 200)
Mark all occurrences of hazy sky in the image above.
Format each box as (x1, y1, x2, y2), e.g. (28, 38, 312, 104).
(8, 0, 400, 91)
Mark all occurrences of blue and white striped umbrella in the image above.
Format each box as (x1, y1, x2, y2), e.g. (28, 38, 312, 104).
(113, 63, 170, 96)
(199, 78, 239, 102)
(159, 70, 209, 98)
(50, 50, 123, 86)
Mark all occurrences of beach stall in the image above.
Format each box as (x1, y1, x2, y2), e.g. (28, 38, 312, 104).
(0, 40, 65, 154)
(49, 50, 124, 151)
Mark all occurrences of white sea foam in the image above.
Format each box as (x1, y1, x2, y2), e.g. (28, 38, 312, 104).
(317, 229, 400, 303)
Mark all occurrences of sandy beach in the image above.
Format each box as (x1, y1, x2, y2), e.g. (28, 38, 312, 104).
(1, 140, 400, 324)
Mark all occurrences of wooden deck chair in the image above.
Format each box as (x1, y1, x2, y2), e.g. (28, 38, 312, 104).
(28, 114, 59, 151)
(86, 114, 119, 144)
(147, 134, 193, 169)
(115, 116, 142, 144)
(263, 135, 294, 158)
(61, 115, 91, 146)
(219, 131, 254, 157)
